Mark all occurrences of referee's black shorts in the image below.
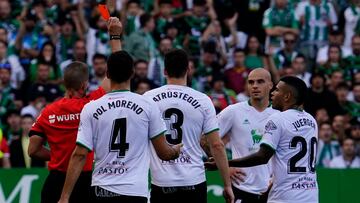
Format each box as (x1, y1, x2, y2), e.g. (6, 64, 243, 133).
(41, 170, 91, 203)
(150, 181, 207, 203)
(232, 185, 268, 203)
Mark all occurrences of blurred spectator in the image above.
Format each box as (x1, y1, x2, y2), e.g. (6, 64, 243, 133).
(88, 53, 107, 92)
(317, 122, 341, 167)
(27, 61, 62, 103)
(207, 75, 237, 113)
(316, 28, 351, 65)
(304, 72, 343, 118)
(122, 0, 142, 36)
(317, 45, 347, 80)
(164, 22, 183, 49)
(56, 18, 80, 63)
(332, 114, 348, 142)
(0, 39, 25, 88)
(86, 15, 111, 66)
(263, 0, 299, 54)
(124, 13, 156, 61)
(335, 82, 359, 120)
(330, 137, 360, 168)
(327, 70, 345, 92)
(344, 35, 360, 83)
(292, 55, 311, 87)
(350, 120, 360, 156)
(131, 59, 157, 91)
(224, 48, 250, 94)
(0, 0, 19, 37)
(343, 1, 360, 48)
(14, 10, 48, 68)
(29, 41, 61, 84)
(197, 43, 222, 91)
(154, 0, 175, 40)
(183, 0, 211, 59)
(233, 0, 270, 43)
(135, 79, 151, 95)
(273, 32, 301, 71)
(0, 66, 17, 121)
(9, 114, 45, 168)
(315, 108, 331, 125)
(0, 128, 10, 168)
(148, 36, 172, 86)
(187, 58, 203, 91)
(244, 35, 269, 70)
(60, 39, 87, 72)
(20, 93, 46, 119)
(296, 0, 338, 62)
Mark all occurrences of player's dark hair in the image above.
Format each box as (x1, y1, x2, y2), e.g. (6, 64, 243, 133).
(107, 51, 134, 83)
(280, 76, 308, 106)
(63, 61, 89, 91)
(164, 49, 189, 78)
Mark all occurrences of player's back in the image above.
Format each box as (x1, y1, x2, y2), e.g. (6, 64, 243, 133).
(262, 109, 318, 203)
(77, 90, 166, 197)
(144, 84, 218, 187)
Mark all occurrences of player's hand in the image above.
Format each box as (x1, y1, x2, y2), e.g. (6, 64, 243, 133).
(204, 157, 218, 170)
(171, 143, 183, 158)
(229, 167, 246, 185)
(223, 186, 235, 203)
(107, 17, 122, 36)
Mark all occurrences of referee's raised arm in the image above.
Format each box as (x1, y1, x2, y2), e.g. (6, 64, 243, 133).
(100, 17, 123, 92)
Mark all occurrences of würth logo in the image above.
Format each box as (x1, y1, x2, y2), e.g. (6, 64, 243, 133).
(49, 115, 55, 123)
(48, 113, 80, 123)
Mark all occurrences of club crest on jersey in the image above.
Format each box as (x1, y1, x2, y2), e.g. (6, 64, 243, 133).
(265, 120, 277, 131)
(243, 119, 250, 124)
(251, 129, 263, 145)
(48, 115, 55, 124)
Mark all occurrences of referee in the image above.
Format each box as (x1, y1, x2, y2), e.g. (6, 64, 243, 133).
(27, 17, 121, 203)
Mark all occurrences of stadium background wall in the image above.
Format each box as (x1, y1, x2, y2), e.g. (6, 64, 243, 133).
(0, 168, 359, 203)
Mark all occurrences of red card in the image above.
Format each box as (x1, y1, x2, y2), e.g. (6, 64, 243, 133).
(98, 4, 110, 20)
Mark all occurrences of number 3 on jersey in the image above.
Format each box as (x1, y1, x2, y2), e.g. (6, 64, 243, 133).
(288, 136, 317, 174)
(109, 118, 129, 158)
(163, 108, 184, 145)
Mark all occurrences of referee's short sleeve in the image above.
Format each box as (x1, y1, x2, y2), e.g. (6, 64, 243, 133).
(148, 103, 167, 140)
(76, 104, 93, 151)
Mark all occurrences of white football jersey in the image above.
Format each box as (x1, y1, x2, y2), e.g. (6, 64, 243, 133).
(217, 101, 278, 194)
(144, 84, 219, 187)
(76, 90, 167, 197)
(261, 109, 319, 203)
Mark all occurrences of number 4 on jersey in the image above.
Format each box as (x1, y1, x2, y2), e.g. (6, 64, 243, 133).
(109, 118, 129, 158)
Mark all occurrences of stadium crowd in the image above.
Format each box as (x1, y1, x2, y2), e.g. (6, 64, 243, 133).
(0, 0, 359, 169)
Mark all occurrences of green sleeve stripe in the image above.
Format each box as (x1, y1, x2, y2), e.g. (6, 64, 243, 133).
(150, 130, 166, 140)
(204, 128, 219, 135)
(76, 141, 92, 152)
(260, 142, 276, 152)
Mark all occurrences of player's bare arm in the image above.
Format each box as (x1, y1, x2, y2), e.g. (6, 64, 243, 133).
(151, 134, 182, 160)
(28, 135, 50, 161)
(207, 130, 234, 203)
(58, 145, 89, 203)
(229, 144, 275, 168)
(100, 17, 123, 92)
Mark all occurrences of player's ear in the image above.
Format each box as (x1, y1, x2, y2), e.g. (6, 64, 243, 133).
(164, 69, 168, 77)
